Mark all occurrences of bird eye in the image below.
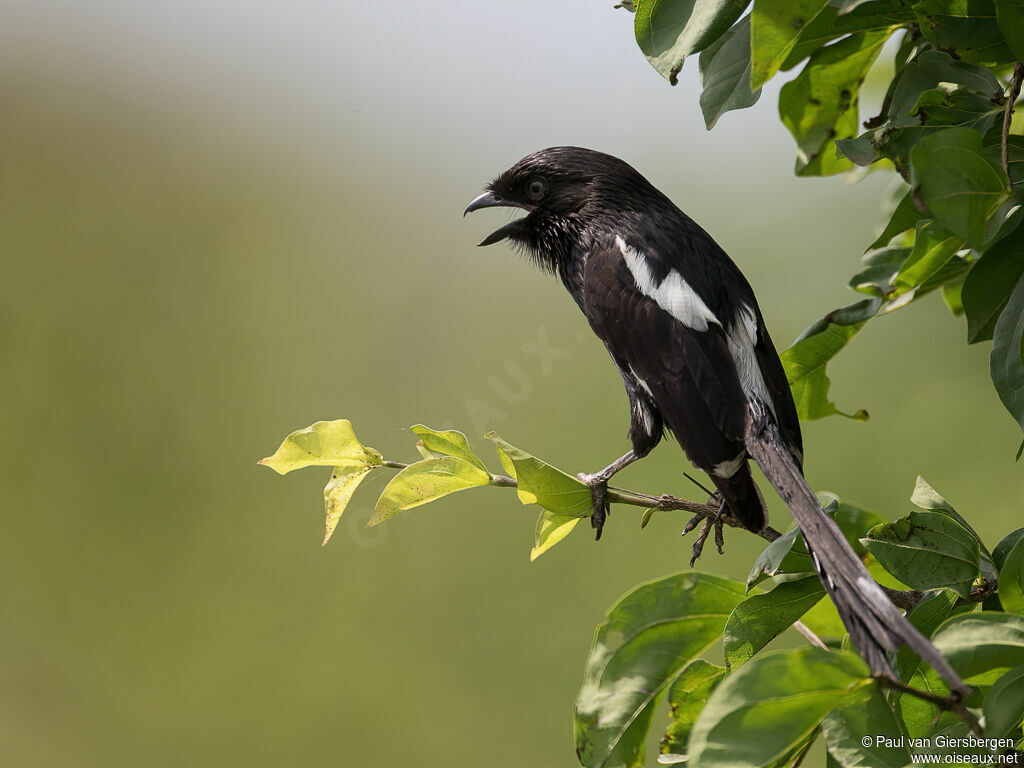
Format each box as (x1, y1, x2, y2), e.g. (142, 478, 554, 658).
(527, 179, 547, 200)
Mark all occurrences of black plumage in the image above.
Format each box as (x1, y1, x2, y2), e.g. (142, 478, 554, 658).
(465, 146, 968, 694)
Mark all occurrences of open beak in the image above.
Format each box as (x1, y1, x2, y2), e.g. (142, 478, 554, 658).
(464, 190, 527, 246)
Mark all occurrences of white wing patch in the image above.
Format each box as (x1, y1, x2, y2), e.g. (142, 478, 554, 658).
(616, 236, 720, 332)
(726, 303, 774, 413)
(711, 453, 745, 478)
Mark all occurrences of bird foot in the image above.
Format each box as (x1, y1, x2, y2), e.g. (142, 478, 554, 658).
(683, 496, 727, 566)
(577, 471, 611, 541)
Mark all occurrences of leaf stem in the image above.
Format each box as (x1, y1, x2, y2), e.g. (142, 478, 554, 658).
(1002, 62, 1024, 183)
(876, 676, 982, 736)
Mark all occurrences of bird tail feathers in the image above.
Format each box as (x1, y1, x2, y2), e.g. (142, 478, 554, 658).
(743, 400, 969, 696)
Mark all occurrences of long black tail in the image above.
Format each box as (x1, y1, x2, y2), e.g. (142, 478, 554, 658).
(711, 462, 767, 533)
(743, 401, 969, 696)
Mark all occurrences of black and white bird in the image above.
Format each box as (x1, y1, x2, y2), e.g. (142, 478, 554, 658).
(465, 146, 967, 694)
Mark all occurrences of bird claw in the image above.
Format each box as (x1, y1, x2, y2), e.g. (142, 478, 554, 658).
(578, 472, 611, 541)
(684, 495, 727, 566)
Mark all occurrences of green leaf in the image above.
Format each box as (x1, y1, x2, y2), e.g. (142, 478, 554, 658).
(530, 510, 581, 561)
(818, 492, 886, 558)
(861, 511, 981, 598)
(963, 210, 1024, 343)
(983, 663, 1024, 739)
(849, 247, 911, 297)
(409, 424, 488, 472)
(890, 221, 963, 294)
(750, 0, 831, 90)
(996, 0, 1024, 62)
(369, 456, 490, 525)
(724, 575, 825, 668)
(781, 298, 879, 421)
(746, 526, 814, 589)
(895, 665, 959, 739)
(931, 613, 1024, 680)
(486, 433, 594, 517)
(914, 0, 1015, 66)
(909, 475, 996, 579)
(322, 464, 371, 546)
(778, 30, 890, 176)
(942, 280, 965, 316)
(659, 660, 726, 762)
(910, 127, 1009, 249)
(895, 589, 962, 682)
(821, 685, 910, 768)
(259, 419, 382, 474)
(779, 1, 914, 72)
(698, 15, 761, 129)
(867, 191, 926, 250)
(634, 0, 750, 84)
(688, 647, 870, 768)
(990, 273, 1024, 433)
(888, 50, 1002, 119)
(994, 528, 1024, 570)
(573, 572, 746, 768)
(999, 535, 1024, 617)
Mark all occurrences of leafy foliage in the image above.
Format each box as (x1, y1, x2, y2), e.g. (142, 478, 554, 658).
(261, 3, 1024, 766)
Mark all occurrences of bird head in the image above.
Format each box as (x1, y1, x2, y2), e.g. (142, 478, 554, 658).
(464, 147, 652, 268)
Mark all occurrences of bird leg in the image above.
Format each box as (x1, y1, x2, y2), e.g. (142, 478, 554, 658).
(683, 493, 727, 566)
(577, 449, 639, 541)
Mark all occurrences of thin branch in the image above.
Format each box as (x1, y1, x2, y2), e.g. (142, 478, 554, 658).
(374, 458, 994, 608)
(793, 620, 828, 650)
(1002, 63, 1024, 182)
(876, 676, 982, 736)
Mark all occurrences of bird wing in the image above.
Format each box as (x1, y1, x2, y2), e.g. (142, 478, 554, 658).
(581, 238, 748, 473)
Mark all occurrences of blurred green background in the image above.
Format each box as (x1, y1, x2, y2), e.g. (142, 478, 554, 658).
(1, 2, 1020, 766)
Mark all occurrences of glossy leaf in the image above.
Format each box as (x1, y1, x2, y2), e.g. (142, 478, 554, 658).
(894, 589, 961, 682)
(369, 456, 490, 526)
(909, 475, 996, 579)
(573, 573, 746, 768)
(888, 50, 1001, 119)
(910, 127, 1008, 248)
(698, 15, 761, 129)
(659, 660, 726, 762)
(821, 685, 910, 768)
(913, 0, 1015, 66)
(983, 663, 1024, 739)
(322, 464, 371, 546)
(963, 210, 1024, 343)
(780, 298, 879, 420)
(410, 424, 488, 472)
(688, 647, 870, 768)
(750, 0, 831, 89)
(999, 535, 1024, 617)
(931, 613, 1024, 680)
(867, 191, 926, 250)
(890, 221, 963, 294)
(778, 31, 889, 176)
(746, 526, 813, 589)
(259, 419, 382, 474)
(895, 664, 958, 739)
(634, 0, 750, 84)
(996, 0, 1024, 61)
(861, 511, 980, 598)
(487, 433, 593, 517)
(991, 273, 1024, 434)
(724, 575, 824, 668)
(994, 528, 1024, 570)
(530, 510, 580, 561)
(848, 247, 910, 297)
